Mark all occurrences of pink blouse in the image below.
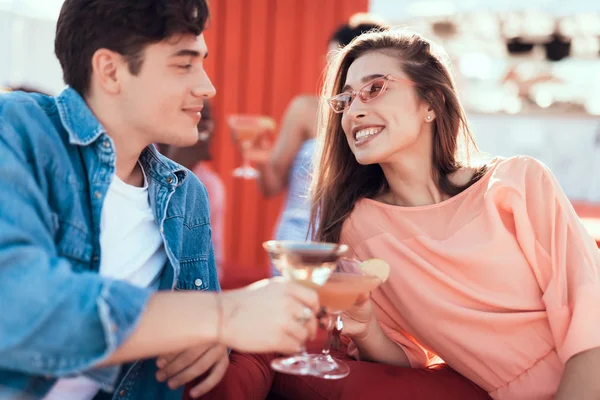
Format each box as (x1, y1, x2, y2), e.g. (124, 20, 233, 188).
(342, 156, 600, 400)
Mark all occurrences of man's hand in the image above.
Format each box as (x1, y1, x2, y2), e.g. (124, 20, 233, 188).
(220, 278, 319, 354)
(156, 343, 229, 398)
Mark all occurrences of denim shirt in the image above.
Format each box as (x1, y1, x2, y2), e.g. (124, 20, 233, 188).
(0, 87, 220, 400)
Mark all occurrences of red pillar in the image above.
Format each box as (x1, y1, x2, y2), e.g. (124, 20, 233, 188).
(204, 0, 370, 284)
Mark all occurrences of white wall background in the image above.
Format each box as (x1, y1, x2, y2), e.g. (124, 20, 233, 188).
(0, 0, 64, 94)
(370, 0, 600, 20)
(0, 10, 64, 94)
(470, 113, 600, 202)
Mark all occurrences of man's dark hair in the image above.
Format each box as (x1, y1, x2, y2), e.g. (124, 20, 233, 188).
(55, 0, 210, 97)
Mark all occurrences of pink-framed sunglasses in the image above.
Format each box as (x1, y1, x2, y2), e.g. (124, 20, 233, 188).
(328, 74, 414, 114)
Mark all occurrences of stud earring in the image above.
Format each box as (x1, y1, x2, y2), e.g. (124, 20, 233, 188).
(426, 115, 432, 121)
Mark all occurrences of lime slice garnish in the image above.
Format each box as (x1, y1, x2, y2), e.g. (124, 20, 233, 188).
(360, 258, 390, 282)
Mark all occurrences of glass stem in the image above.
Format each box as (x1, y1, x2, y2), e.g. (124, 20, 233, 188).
(299, 345, 309, 357)
(241, 141, 251, 169)
(321, 315, 334, 356)
(321, 314, 343, 356)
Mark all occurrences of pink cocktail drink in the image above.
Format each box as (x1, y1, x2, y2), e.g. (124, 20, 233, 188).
(309, 258, 388, 379)
(228, 115, 275, 179)
(316, 273, 381, 313)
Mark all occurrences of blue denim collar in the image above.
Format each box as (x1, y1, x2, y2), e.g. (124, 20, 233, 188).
(55, 87, 105, 146)
(55, 87, 188, 187)
(140, 145, 188, 188)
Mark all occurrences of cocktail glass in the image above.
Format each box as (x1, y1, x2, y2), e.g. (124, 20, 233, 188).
(263, 240, 348, 376)
(309, 257, 384, 379)
(228, 114, 275, 179)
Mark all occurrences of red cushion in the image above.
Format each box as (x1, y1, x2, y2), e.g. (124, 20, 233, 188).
(185, 332, 491, 400)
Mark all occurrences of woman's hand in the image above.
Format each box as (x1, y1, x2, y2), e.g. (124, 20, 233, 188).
(340, 293, 379, 341)
(340, 293, 411, 367)
(243, 134, 273, 166)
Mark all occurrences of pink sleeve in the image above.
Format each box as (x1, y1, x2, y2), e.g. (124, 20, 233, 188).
(347, 321, 430, 368)
(511, 157, 600, 364)
(341, 232, 429, 368)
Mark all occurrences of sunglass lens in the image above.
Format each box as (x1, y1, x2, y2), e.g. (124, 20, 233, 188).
(330, 94, 352, 113)
(360, 78, 386, 101)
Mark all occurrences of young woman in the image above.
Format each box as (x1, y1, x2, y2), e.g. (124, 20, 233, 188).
(310, 28, 600, 400)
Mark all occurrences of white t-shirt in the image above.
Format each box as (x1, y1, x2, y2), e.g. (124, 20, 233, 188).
(43, 164, 167, 400)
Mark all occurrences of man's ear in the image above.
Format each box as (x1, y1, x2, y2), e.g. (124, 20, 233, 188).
(90, 48, 126, 95)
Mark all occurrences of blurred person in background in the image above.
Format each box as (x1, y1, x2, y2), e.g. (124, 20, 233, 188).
(166, 99, 225, 280)
(310, 28, 600, 400)
(246, 13, 387, 276)
(3, 85, 52, 95)
(0, 1, 320, 400)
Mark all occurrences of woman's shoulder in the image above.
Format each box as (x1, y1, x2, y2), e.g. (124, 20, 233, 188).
(446, 155, 552, 195)
(451, 155, 548, 185)
(340, 156, 553, 242)
(487, 155, 553, 190)
(494, 155, 549, 171)
(285, 95, 319, 138)
(289, 94, 319, 113)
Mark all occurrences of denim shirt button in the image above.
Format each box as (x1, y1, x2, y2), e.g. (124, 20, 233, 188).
(166, 176, 173, 184)
(102, 140, 110, 148)
(194, 278, 203, 287)
(94, 191, 102, 199)
(119, 389, 127, 397)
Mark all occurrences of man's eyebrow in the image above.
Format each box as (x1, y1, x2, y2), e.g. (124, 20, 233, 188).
(171, 49, 208, 59)
(341, 74, 385, 92)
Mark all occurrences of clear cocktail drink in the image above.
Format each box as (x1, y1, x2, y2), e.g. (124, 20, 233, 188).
(262, 241, 349, 378)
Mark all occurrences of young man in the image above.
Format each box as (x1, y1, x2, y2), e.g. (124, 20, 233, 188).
(0, 1, 319, 399)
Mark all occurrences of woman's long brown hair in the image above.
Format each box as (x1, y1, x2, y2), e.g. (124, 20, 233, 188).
(309, 29, 488, 243)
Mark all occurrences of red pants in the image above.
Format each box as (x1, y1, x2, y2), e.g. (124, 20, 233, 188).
(184, 334, 491, 400)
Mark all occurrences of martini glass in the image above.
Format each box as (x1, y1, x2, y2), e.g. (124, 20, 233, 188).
(228, 114, 275, 179)
(263, 240, 348, 376)
(309, 258, 384, 379)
